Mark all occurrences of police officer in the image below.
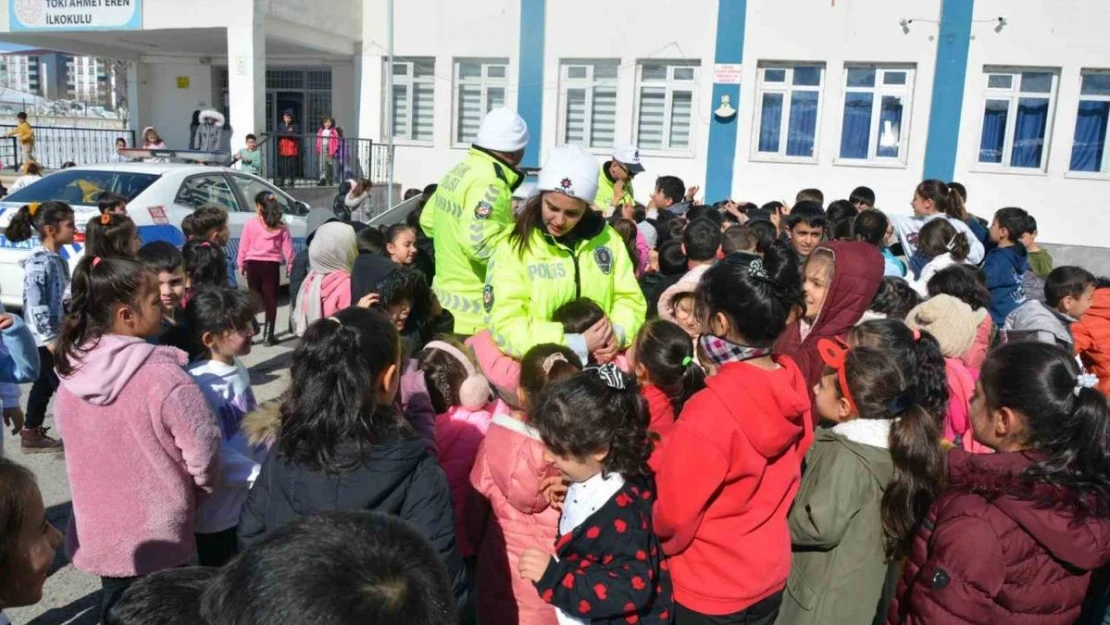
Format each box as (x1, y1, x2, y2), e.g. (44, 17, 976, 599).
(593, 142, 645, 217)
(420, 108, 528, 335)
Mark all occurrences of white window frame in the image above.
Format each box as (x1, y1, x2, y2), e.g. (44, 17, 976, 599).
(388, 57, 435, 144)
(452, 58, 510, 148)
(973, 67, 1060, 174)
(833, 64, 915, 167)
(633, 60, 700, 155)
(751, 63, 826, 163)
(1067, 69, 1110, 177)
(557, 60, 620, 152)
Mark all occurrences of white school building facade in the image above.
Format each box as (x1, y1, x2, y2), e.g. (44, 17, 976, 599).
(1, 0, 1108, 253)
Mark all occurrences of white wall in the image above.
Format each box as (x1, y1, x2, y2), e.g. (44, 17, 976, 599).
(147, 62, 215, 149)
(954, 0, 1110, 248)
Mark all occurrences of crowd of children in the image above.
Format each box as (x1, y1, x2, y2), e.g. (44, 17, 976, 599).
(5, 163, 1110, 625)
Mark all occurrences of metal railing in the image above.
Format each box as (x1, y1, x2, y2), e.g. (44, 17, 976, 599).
(0, 124, 134, 170)
(258, 133, 392, 188)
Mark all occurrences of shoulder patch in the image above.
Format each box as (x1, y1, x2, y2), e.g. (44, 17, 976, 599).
(594, 246, 613, 276)
(483, 284, 495, 312)
(475, 201, 493, 220)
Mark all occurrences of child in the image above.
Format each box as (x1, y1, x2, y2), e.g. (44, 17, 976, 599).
(137, 241, 190, 352)
(180, 213, 196, 241)
(237, 306, 467, 607)
(206, 512, 458, 625)
(105, 567, 216, 625)
(182, 240, 229, 307)
(889, 180, 985, 266)
(316, 116, 340, 186)
(849, 185, 875, 209)
(189, 204, 235, 287)
(646, 175, 688, 218)
(608, 218, 645, 278)
(521, 366, 673, 625)
(550, 297, 625, 367)
(863, 277, 920, 324)
(905, 218, 970, 296)
(232, 133, 262, 176)
(98, 191, 128, 216)
(186, 288, 261, 567)
(53, 256, 221, 618)
(384, 223, 418, 266)
(796, 188, 824, 206)
(343, 178, 374, 222)
(1020, 215, 1053, 278)
(1073, 277, 1110, 396)
(9, 162, 42, 193)
(825, 199, 858, 241)
(721, 224, 759, 256)
(275, 110, 299, 188)
(784, 202, 827, 265)
(0, 458, 63, 620)
(192, 110, 225, 152)
(1003, 265, 1096, 350)
(238, 192, 294, 346)
(109, 137, 129, 163)
(292, 222, 356, 336)
(375, 266, 453, 358)
(6, 201, 74, 453)
(85, 213, 141, 259)
(641, 240, 686, 320)
(470, 343, 581, 625)
(655, 248, 811, 624)
(778, 343, 943, 625)
(926, 264, 994, 371)
(351, 226, 397, 302)
(142, 126, 166, 150)
(773, 240, 884, 402)
(853, 209, 905, 276)
(417, 338, 500, 564)
(984, 207, 1031, 325)
(5, 111, 34, 164)
(627, 319, 705, 468)
(888, 342, 1110, 625)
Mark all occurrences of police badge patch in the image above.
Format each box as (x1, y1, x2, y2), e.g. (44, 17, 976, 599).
(594, 246, 613, 275)
(483, 284, 495, 312)
(475, 201, 493, 220)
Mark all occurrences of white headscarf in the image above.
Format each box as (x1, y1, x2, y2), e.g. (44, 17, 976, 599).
(293, 222, 357, 336)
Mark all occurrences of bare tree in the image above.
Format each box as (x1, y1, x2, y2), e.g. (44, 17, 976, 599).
(96, 57, 130, 123)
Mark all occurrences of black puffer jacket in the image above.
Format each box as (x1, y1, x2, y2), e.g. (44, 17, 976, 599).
(238, 431, 467, 609)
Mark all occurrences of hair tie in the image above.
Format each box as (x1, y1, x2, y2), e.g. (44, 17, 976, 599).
(542, 352, 568, 375)
(911, 328, 921, 341)
(1075, 373, 1099, 397)
(885, 390, 914, 416)
(198, 241, 211, 248)
(326, 316, 342, 326)
(682, 356, 693, 367)
(587, 363, 627, 391)
(817, 338, 858, 415)
(26, 202, 39, 217)
(100, 213, 111, 225)
(91, 256, 102, 268)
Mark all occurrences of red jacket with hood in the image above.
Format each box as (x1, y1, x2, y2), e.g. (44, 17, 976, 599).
(653, 356, 813, 615)
(774, 240, 883, 411)
(1074, 287, 1110, 396)
(887, 450, 1110, 625)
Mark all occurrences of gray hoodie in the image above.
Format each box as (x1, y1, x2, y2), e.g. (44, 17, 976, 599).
(1002, 299, 1075, 349)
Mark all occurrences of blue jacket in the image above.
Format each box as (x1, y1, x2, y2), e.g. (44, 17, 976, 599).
(0, 314, 40, 384)
(20, 247, 68, 347)
(882, 247, 906, 277)
(984, 244, 1029, 325)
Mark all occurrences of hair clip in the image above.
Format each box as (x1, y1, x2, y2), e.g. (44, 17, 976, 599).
(100, 213, 111, 225)
(26, 202, 39, 217)
(1075, 373, 1099, 397)
(817, 337, 858, 414)
(92, 256, 102, 268)
(542, 352, 568, 375)
(267, 194, 276, 202)
(945, 235, 958, 252)
(326, 316, 342, 326)
(682, 355, 694, 367)
(588, 363, 627, 391)
(748, 259, 769, 280)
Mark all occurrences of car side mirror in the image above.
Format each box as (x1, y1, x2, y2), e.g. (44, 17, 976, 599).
(295, 200, 310, 213)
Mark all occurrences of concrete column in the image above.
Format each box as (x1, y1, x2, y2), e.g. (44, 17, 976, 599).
(126, 61, 152, 142)
(226, 0, 266, 151)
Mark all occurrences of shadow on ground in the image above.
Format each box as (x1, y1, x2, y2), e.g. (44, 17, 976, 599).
(25, 591, 99, 625)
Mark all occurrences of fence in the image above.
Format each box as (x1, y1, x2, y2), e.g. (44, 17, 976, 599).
(0, 125, 134, 170)
(259, 133, 392, 188)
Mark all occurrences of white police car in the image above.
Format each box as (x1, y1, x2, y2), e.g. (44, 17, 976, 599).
(0, 160, 310, 308)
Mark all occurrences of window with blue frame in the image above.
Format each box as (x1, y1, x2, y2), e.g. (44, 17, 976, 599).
(753, 64, 824, 160)
(976, 69, 1059, 171)
(837, 65, 914, 164)
(1069, 71, 1110, 174)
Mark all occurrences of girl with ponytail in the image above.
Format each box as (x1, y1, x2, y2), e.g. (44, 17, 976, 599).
(888, 341, 1110, 625)
(778, 342, 943, 625)
(520, 365, 673, 624)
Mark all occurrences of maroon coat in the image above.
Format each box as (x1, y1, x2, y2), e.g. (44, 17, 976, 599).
(887, 450, 1110, 625)
(773, 240, 883, 414)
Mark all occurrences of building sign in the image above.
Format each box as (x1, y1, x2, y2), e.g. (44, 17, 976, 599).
(713, 63, 743, 85)
(176, 76, 190, 89)
(10, 0, 142, 32)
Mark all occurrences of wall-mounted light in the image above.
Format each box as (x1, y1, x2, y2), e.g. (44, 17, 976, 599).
(714, 94, 736, 119)
(994, 17, 1008, 33)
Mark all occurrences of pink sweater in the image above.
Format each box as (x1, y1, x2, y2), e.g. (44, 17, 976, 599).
(55, 335, 222, 577)
(237, 216, 294, 269)
(467, 330, 631, 399)
(436, 400, 507, 556)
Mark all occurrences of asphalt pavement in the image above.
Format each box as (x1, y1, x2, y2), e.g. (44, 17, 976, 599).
(5, 303, 297, 625)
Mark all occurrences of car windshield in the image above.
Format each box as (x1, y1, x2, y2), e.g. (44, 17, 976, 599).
(4, 170, 161, 206)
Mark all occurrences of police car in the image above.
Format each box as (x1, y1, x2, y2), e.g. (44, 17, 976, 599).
(0, 156, 310, 308)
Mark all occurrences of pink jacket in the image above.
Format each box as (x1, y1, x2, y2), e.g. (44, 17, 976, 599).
(467, 331, 631, 399)
(943, 357, 991, 454)
(469, 413, 559, 625)
(316, 128, 340, 157)
(55, 335, 222, 577)
(436, 400, 507, 556)
(635, 230, 650, 278)
(961, 314, 994, 374)
(658, 264, 710, 322)
(237, 216, 294, 269)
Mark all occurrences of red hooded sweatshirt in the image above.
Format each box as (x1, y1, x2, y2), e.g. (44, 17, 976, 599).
(774, 240, 883, 414)
(653, 356, 813, 615)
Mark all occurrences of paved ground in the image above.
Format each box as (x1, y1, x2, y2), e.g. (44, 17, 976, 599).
(5, 302, 297, 625)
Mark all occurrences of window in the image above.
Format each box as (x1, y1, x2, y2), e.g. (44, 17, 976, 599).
(838, 65, 914, 163)
(977, 68, 1058, 170)
(1070, 71, 1110, 174)
(389, 58, 435, 142)
(3, 170, 160, 206)
(559, 60, 619, 149)
(229, 175, 308, 217)
(754, 64, 825, 159)
(635, 61, 698, 151)
(453, 59, 509, 145)
(174, 175, 243, 213)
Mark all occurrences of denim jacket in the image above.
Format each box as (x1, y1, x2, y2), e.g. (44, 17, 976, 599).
(20, 247, 68, 347)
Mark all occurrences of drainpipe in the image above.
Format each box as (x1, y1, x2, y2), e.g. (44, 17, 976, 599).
(386, 0, 395, 205)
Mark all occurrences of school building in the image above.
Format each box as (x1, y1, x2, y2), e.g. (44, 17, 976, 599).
(0, 0, 1108, 257)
